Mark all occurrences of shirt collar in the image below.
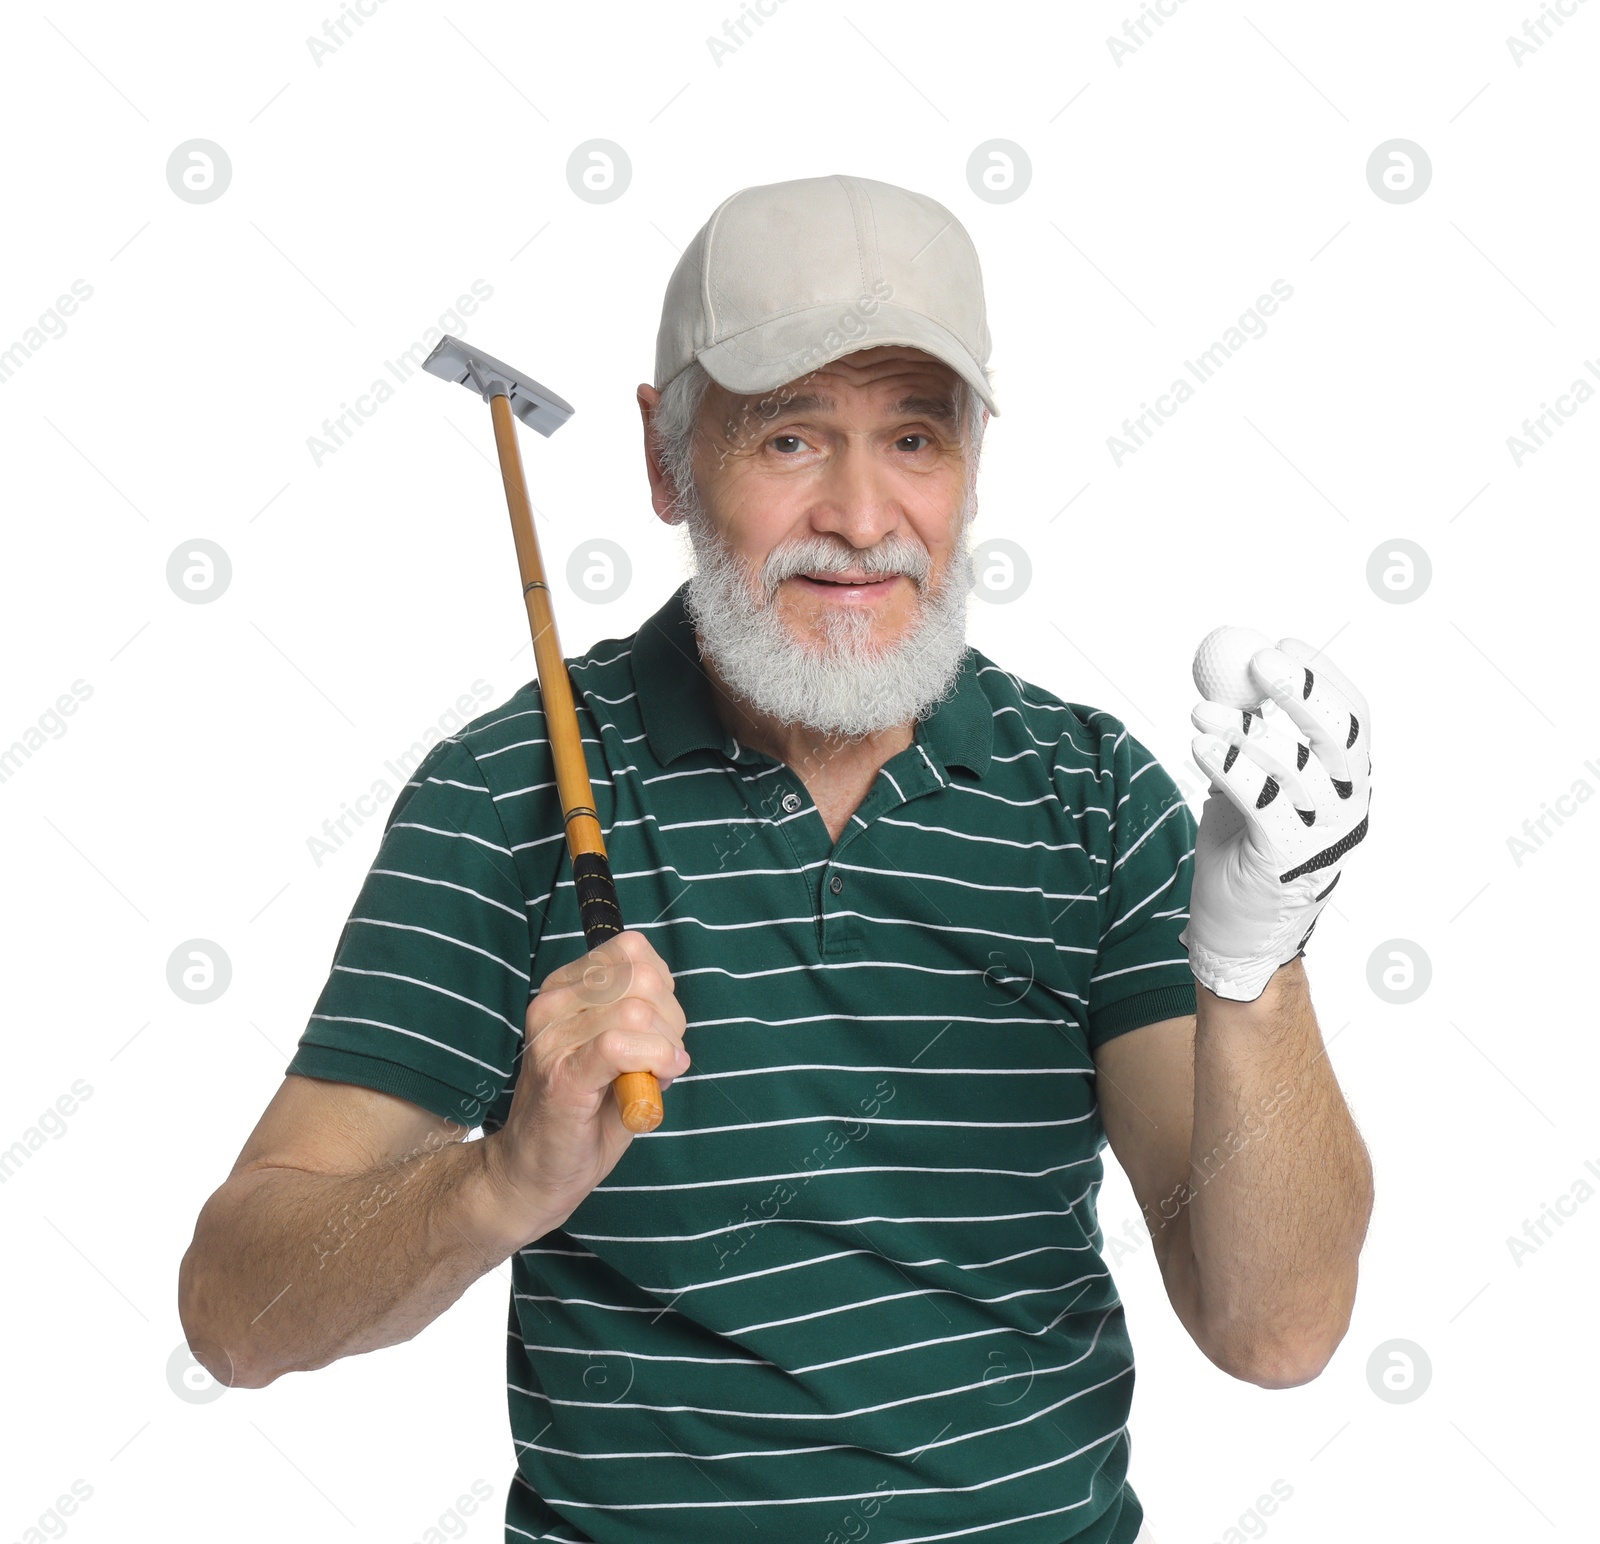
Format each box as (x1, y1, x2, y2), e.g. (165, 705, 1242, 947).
(632, 581, 733, 764)
(632, 580, 993, 779)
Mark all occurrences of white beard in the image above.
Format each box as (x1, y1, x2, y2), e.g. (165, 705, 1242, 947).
(677, 485, 978, 740)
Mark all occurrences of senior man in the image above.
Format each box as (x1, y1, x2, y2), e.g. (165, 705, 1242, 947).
(179, 174, 1374, 1544)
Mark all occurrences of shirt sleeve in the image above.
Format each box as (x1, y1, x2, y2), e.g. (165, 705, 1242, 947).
(1085, 715, 1199, 1049)
(285, 734, 534, 1129)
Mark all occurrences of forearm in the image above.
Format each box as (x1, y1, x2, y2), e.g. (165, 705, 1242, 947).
(178, 1133, 550, 1389)
(1171, 956, 1374, 1385)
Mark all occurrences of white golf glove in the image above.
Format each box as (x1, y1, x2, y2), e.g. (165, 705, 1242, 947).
(1179, 636, 1372, 1002)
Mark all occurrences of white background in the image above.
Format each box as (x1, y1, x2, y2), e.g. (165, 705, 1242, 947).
(1, 2, 1595, 1541)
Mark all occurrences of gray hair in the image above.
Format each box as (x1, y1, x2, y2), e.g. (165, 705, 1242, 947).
(650, 358, 988, 513)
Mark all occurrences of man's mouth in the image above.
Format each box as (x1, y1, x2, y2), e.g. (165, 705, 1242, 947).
(795, 572, 900, 589)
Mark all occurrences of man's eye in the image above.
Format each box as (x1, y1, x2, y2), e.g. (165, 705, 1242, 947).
(770, 434, 804, 453)
(899, 434, 930, 452)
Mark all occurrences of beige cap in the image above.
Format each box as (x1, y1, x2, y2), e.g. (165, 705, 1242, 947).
(654, 173, 999, 418)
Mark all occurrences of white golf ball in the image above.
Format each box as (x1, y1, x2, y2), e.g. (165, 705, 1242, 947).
(1193, 625, 1274, 710)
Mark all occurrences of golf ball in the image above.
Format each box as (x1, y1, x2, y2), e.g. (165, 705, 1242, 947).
(1193, 625, 1274, 710)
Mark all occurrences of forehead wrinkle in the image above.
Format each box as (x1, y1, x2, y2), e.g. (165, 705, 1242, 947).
(734, 389, 959, 425)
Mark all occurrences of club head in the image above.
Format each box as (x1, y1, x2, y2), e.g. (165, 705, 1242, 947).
(421, 334, 575, 437)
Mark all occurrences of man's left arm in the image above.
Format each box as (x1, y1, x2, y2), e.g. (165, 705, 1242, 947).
(1093, 959, 1374, 1390)
(1086, 629, 1377, 1385)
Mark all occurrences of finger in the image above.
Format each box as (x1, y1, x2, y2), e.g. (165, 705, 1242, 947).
(572, 1017, 689, 1099)
(1274, 637, 1371, 771)
(543, 930, 673, 1009)
(547, 928, 658, 979)
(1277, 636, 1371, 728)
(1191, 732, 1277, 844)
(1248, 644, 1365, 793)
(1190, 697, 1268, 742)
(601, 995, 687, 1055)
(1191, 696, 1306, 766)
(566, 985, 684, 1075)
(541, 934, 634, 994)
(1191, 703, 1318, 823)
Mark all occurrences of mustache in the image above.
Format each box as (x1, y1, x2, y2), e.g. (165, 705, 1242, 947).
(760, 534, 932, 592)
(675, 476, 979, 604)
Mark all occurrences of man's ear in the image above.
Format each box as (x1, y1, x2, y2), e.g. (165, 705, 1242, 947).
(637, 383, 679, 524)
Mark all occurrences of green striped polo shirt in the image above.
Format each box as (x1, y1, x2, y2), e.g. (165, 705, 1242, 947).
(287, 578, 1198, 1544)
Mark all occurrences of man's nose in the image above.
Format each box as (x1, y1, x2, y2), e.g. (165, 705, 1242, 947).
(808, 443, 903, 550)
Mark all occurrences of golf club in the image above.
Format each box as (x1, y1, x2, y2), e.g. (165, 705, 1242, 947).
(422, 333, 665, 1134)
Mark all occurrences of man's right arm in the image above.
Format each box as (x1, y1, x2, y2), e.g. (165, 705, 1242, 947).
(176, 1074, 557, 1390)
(177, 929, 691, 1390)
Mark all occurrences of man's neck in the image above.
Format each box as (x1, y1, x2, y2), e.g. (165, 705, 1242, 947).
(697, 644, 914, 790)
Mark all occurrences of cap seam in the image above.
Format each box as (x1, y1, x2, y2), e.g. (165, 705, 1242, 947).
(840, 173, 874, 301)
(699, 190, 744, 346)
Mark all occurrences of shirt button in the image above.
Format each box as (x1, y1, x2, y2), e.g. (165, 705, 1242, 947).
(829, 874, 844, 894)
(781, 792, 802, 814)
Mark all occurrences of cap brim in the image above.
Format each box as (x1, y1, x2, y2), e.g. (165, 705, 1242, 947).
(692, 300, 999, 418)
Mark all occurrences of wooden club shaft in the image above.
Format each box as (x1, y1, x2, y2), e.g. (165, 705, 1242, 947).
(487, 392, 664, 1134)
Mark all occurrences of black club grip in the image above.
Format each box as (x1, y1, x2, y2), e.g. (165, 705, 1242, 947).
(571, 849, 624, 952)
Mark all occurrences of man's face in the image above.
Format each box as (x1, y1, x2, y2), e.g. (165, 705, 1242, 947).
(657, 346, 982, 741)
(684, 345, 974, 652)
(646, 344, 979, 742)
